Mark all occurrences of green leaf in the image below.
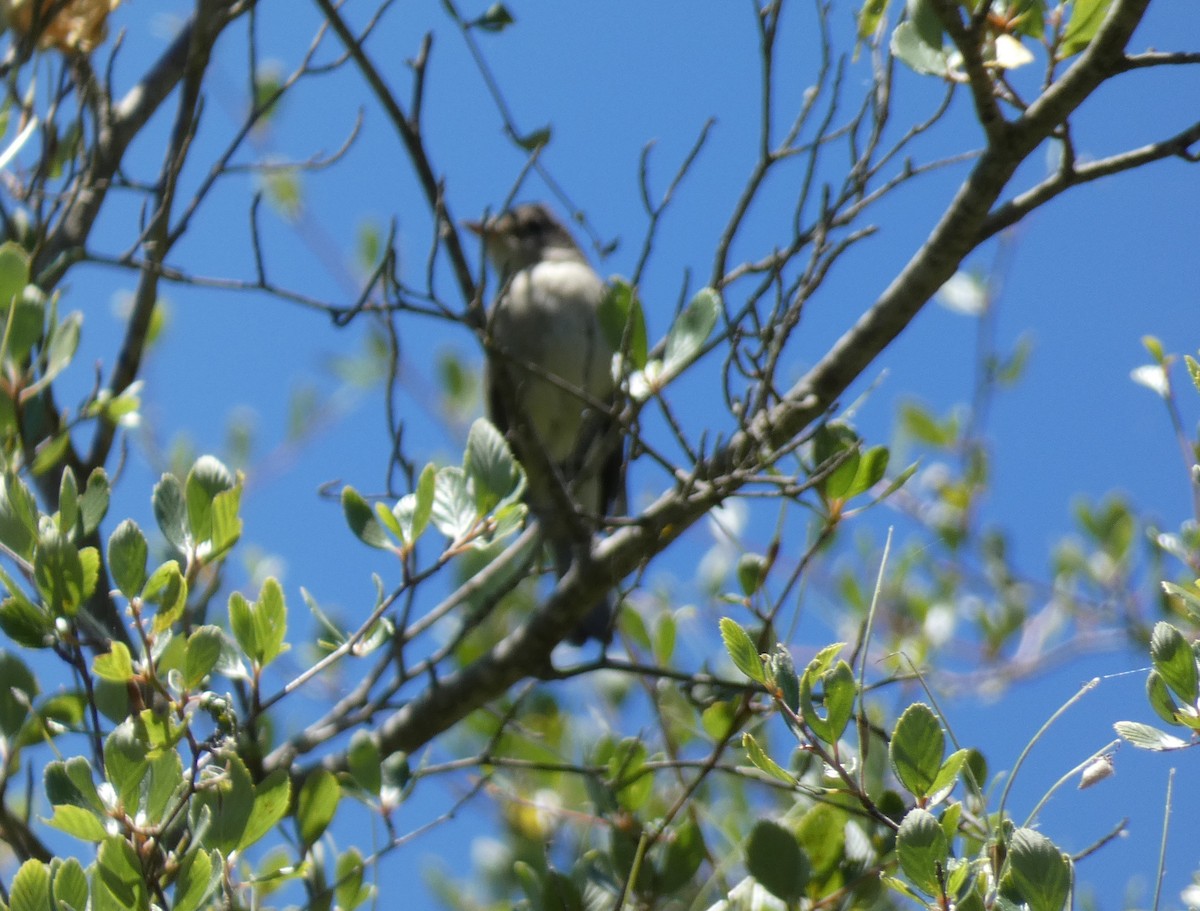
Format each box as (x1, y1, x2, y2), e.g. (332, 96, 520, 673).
(193, 753, 255, 854)
(208, 485, 243, 559)
(342, 486, 391, 549)
(228, 592, 258, 665)
(662, 287, 720, 379)
(45, 804, 108, 842)
(58, 468, 79, 538)
(53, 858, 90, 911)
(144, 561, 188, 632)
(336, 848, 372, 911)
(94, 836, 147, 911)
(42, 311, 81, 385)
(173, 849, 215, 911)
(0, 594, 51, 648)
(104, 722, 150, 810)
(514, 126, 551, 152)
(240, 769, 291, 850)
(1150, 621, 1198, 705)
(1185, 354, 1200, 394)
(1146, 670, 1181, 726)
(1113, 720, 1191, 751)
(45, 756, 104, 812)
(464, 418, 523, 513)
(745, 819, 809, 903)
(737, 553, 768, 596)
(255, 577, 289, 666)
(891, 19, 948, 75)
(296, 768, 340, 847)
(430, 466, 476, 541)
(857, 0, 891, 41)
(801, 658, 856, 745)
(719, 617, 765, 684)
(659, 818, 705, 894)
(0, 242, 31, 305)
(0, 472, 39, 561)
(742, 732, 797, 785)
(598, 279, 648, 369)
(79, 468, 110, 535)
(107, 520, 148, 600)
(348, 730, 382, 796)
(185, 626, 225, 689)
(9, 858, 53, 911)
(927, 748, 971, 802)
(145, 751, 183, 821)
(0, 650, 36, 736)
(890, 703, 945, 799)
(474, 1, 515, 31)
(185, 455, 235, 546)
(897, 807, 948, 896)
(92, 642, 135, 682)
(1058, 0, 1114, 58)
(1006, 828, 1071, 911)
(153, 474, 189, 551)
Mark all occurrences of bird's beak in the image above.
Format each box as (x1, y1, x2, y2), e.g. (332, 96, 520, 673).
(463, 219, 485, 236)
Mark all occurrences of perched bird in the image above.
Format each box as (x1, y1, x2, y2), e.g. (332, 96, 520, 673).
(466, 203, 623, 645)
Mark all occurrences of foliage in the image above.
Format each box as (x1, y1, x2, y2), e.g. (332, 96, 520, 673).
(0, 1, 1195, 910)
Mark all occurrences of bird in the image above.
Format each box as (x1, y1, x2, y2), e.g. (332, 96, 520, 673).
(466, 203, 623, 645)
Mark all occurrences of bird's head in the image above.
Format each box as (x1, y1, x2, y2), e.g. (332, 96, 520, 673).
(465, 203, 584, 275)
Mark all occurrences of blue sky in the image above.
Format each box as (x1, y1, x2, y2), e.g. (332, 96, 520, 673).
(29, 0, 1200, 906)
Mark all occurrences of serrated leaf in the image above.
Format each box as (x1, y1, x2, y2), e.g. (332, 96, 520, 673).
(0, 472, 39, 560)
(185, 626, 225, 689)
(1150, 621, 1198, 704)
(254, 577, 288, 666)
(10, 858, 52, 911)
(53, 857, 89, 911)
(107, 520, 148, 600)
(104, 722, 149, 809)
(742, 732, 797, 784)
(45, 804, 108, 842)
(465, 418, 523, 513)
(1113, 720, 1191, 751)
(890, 703, 945, 798)
(144, 561, 188, 632)
(719, 617, 765, 683)
(897, 807, 948, 895)
(431, 466, 476, 541)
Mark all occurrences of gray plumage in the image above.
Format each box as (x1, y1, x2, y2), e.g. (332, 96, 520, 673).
(469, 204, 623, 645)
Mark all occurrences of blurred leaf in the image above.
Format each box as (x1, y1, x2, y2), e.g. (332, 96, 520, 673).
(737, 553, 768, 596)
(173, 849, 215, 911)
(742, 732, 797, 785)
(0, 650, 36, 736)
(891, 20, 948, 75)
(41, 311, 82, 386)
(348, 730, 382, 796)
(1058, 0, 1113, 58)
(746, 819, 809, 903)
(514, 126, 551, 151)
(474, 2, 515, 31)
(92, 642, 134, 683)
(34, 527, 87, 617)
(297, 768, 340, 847)
(9, 859, 52, 911)
(0, 241, 30, 305)
(144, 562, 188, 633)
(240, 769, 291, 850)
(0, 472, 38, 560)
(185, 626, 225, 689)
(342, 486, 391, 549)
(663, 287, 720, 379)
(599, 279, 648, 369)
